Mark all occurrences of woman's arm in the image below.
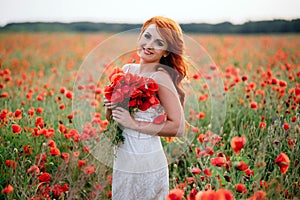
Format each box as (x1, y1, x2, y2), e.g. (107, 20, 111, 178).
(111, 70, 185, 137)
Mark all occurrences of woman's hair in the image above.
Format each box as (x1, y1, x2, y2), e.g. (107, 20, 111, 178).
(140, 16, 189, 106)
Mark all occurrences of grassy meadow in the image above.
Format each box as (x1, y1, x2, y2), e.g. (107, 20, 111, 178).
(0, 32, 299, 199)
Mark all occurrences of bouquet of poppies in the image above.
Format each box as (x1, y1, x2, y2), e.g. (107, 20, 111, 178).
(104, 67, 160, 146)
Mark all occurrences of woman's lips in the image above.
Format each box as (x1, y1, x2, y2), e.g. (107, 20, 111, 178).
(143, 48, 153, 55)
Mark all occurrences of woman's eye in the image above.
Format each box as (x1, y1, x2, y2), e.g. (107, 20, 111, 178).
(156, 41, 164, 47)
(144, 34, 151, 39)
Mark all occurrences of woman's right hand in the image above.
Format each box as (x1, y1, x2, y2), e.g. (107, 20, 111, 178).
(104, 98, 117, 121)
(103, 98, 117, 110)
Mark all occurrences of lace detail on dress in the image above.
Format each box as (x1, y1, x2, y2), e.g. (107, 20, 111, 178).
(112, 64, 169, 200)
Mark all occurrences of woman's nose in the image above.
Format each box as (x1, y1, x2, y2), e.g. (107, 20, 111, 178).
(144, 40, 154, 49)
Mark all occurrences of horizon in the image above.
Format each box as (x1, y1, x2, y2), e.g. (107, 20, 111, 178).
(1, 0, 300, 27)
(1, 17, 299, 27)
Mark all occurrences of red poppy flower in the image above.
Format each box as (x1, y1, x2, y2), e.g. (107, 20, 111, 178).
(5, 160, 17, 169)
(14, 109, 22, 119)
(235, 161, 249, 171)
(250, 101, 258, 110)
(27, 165, 40, 175)
(36, 107, 43, 114)
(50, 147, 61, 156)
(23, 145, 33, 156)
(248, 190, 267, 200)
(191, 167, 201, 175)
(1, 184, 13, 195)
(204, 168, 212, 176)
(275, 152, 290, 174)
(235, 183, 247, 193)
(165, 188, 184, 200)
(12, 124, 22, 134)
(283, 122, 289, 130)
(83, 165, 95, 175)
(78, 160, 86, 168)
(153, 114, 166, 124)
(0, 92, 9, 98)
(211, 157, 226, 167)
(61, 152, 70, 163)
(215, 188, 234, 200)
(39, 172, 51, 182)
(65, 90, 73, 99)
(35, 116, 44, 128)
(196, 190, 215, 200)
(230, 135, 246, 154)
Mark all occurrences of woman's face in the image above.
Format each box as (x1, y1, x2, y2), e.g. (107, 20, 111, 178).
(138, 24, 168, 64)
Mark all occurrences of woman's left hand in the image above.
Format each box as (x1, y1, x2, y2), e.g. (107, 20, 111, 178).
(112, 107, 136, 130)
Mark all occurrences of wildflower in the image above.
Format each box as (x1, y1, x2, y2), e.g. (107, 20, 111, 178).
(2, 184, 13, 195)
(78, 160, 86, 168)
(36, 107, 43, 114)
(250, 101, 258, 110)
(27, 165, 40, 175)
(248, 190, 267, 200)
(187, 188, 198, 200)
(23, 145, 33, 156)
(235, 161, 249, 171)
(242, 75, 248, 81)
(191, 167, 201, 175)
(12, 124, 22, 134)
(60, 87, 66, 94)
(59, 103, 65, 110)
(197, 112, 205, 119)
(195, 190, 214, 200)
(245, 168, 254, 176)
(52, 184, 69, 198)
(283, 122, 289, 130)
(275, 152, 290, 174)
(39, 172, 51, 182)
(278, 80, 287, 88)
(14, 109, 22, 119)
(211, 157, 226, 167)
(5, 160, 17, 169)
(166, 188, 184, 200)
(83, 165, 95, 175)
(61, 152, 70, 163)
(35, 116, 44, 128)
(235, 183, 247, 194)
(215, 189, 234, 200)
(65, 90, 73, 99)
(259, 122, 267, 130)
(0, 92, 9, 98)
(50, 147, 61, 156)
(204, 168, 212, 176)
(230, 135, 246, 154)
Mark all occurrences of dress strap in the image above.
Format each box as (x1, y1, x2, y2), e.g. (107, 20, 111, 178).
(125, 64, 131, 73)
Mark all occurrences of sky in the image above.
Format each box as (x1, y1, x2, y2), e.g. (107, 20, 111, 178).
(1, 0, 300, 26)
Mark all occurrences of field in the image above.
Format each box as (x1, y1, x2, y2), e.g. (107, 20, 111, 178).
(0, 32, 299, 200)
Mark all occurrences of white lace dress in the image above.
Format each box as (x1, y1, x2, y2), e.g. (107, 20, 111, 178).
(112, 65, 169, 200)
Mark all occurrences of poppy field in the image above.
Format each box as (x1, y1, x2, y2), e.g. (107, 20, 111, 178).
(0, 32, 299, 200)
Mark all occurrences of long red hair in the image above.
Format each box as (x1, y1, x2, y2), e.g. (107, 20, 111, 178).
(140, 16, 188, 106)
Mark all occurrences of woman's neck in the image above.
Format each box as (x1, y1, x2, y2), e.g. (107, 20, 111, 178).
(139, 61, 159, 74)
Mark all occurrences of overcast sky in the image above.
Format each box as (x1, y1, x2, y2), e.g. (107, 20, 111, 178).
(1, 0, 300, 26)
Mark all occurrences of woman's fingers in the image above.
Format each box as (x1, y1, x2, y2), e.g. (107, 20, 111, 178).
(104, 100, 117, 109)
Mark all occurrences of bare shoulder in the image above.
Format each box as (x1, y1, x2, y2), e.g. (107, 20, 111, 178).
(152, 68, 171, 82)
(151, 69, 175, 90)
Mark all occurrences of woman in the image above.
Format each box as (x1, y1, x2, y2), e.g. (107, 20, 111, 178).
(104, 16, 188, 200)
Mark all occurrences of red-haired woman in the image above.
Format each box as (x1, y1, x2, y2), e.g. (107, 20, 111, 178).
(105, 16, 188, 200)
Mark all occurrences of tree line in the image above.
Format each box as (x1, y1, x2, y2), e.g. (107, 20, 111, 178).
(1, 19, 299, 33)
